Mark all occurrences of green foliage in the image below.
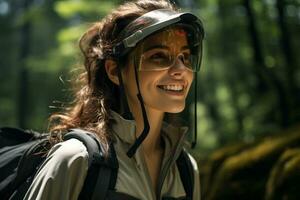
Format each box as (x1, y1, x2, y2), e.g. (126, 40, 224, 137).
(0, 0, 299, 153)
(55, 0, 115, 19)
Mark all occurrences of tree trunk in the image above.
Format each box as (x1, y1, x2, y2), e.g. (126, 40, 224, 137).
(275, 0, 298, 124)
(243, 0, 290, 127)
(18, 0, 32, 128)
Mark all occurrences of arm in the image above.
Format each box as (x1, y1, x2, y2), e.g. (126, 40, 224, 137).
(24, 139, 89, 200)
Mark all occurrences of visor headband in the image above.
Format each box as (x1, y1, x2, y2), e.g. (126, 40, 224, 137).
(112, 9, 204, 57)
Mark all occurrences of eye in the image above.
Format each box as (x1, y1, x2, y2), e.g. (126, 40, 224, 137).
(149, 52, 169, 61)
(146, 51, 171, 65)
(183, 52, 191, 61)
(180, 52, 192, 66)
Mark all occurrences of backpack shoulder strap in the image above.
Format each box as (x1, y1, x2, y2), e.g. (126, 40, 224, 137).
(176, 149, 194, 200)
(64, 129, 118, 200)
(64, 129, 101, 167)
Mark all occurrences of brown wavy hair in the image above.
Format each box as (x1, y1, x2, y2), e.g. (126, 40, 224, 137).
(48, 0, 177, 153)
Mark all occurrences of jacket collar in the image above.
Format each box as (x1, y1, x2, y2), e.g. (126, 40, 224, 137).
(109, 110, 189, 156)
(109, 110, 137, 144)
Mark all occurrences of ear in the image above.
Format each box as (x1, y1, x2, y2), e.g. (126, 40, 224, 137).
(105, 59, 119, 85)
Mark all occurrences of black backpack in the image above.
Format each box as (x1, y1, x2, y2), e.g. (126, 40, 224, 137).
(0, 127, 195, 200)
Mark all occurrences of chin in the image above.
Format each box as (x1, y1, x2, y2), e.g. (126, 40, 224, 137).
(147, 100, 186, 113)
(163, 104, 185, 113)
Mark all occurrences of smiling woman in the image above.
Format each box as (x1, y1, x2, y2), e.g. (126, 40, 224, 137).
(23, 0, 205, 199)
(119, 27, 194, 115)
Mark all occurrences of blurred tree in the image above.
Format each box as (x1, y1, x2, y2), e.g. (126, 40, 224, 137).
(276, 0, 299, 124)
(0, 0, 18, 126)
(18, 0, 32, 128)
(244, 0, 290, 127)
(0, 0, 299, 152)
(1, 0, 300, 197)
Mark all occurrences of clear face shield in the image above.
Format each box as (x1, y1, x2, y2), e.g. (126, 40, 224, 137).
(129, 24, 203, 72)
(111, 9, 204, 156)
(127, 24, 203, 144)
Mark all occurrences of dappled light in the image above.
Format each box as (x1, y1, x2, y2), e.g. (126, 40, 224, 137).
(0, 0, 299, 199)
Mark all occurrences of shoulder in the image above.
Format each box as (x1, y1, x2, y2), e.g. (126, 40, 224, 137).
(24, 139, 89, 200)
(47, 138, 89, 163)
(39, 138, 89, 178)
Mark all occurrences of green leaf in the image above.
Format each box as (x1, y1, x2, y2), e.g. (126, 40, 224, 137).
(54, 0, 116, 19)
(57, 24, 88, 42)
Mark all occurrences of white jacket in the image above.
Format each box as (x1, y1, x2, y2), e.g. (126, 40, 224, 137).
(24, 111, 200, 199)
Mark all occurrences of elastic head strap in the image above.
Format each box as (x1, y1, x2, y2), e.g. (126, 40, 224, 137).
(191, 72, 197, 148)
(126, 56, 150, 158)
(116, 61, 133, 120)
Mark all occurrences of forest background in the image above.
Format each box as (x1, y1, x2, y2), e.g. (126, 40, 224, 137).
(1, 0, 300, 199)
(1, 0, 299, 155)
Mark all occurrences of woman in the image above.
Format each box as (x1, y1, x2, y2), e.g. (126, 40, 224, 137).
(24, 0, 204, 199)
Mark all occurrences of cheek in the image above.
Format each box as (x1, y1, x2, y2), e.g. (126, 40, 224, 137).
(186, 71, 194, 91)
(122, 68, 137, 96)
(138, 71, 161, 88)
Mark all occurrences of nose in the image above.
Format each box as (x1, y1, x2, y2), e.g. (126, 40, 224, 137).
(168, 56, 186, 78)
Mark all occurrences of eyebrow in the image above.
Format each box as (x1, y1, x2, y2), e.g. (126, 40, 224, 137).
(181, 46, 190, 51)
(144, 45, 169, 52)
(144, 44, 190, 52)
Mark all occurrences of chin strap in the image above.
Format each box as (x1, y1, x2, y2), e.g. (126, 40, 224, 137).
(126, 59, 150, 158)
(126, 93, 150, 157)
(114, 56, 150, 158)
(191, 71, 197, 148)
(125, 68, 198, 154)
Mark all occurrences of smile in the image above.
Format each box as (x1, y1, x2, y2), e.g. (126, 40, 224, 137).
(157, 85, 184, 92)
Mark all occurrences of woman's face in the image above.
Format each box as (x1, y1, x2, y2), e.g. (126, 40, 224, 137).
(122, 27, 194, 113)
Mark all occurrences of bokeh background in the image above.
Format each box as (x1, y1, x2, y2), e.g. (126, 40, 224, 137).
(1, 0, 300, 199)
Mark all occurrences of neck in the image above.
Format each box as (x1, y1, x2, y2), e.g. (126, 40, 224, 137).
(130, 102, 164, 154)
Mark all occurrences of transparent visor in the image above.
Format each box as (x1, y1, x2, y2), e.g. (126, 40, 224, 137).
(131, 24, 203, 72)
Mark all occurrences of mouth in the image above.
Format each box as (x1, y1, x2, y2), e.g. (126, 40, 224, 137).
(157, 84, 185, 93)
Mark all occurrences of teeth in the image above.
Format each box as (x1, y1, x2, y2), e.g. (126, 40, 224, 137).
(161, 85, 183, 91)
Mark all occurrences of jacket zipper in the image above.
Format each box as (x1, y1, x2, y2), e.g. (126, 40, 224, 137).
(156, 134, 186, 199)
(156, 154, 173, 199)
